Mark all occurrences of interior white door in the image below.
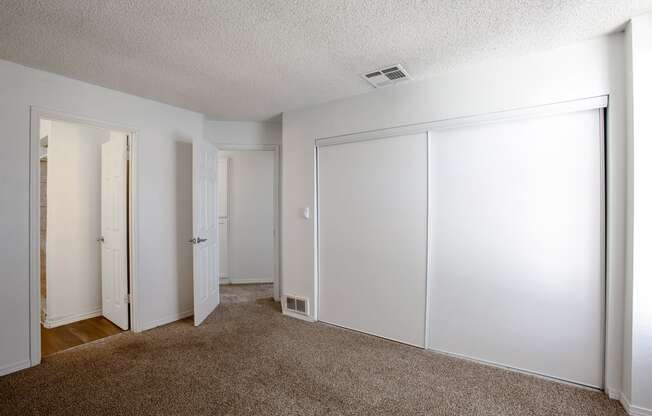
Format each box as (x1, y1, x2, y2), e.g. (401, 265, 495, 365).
(318, 133, 428, 347)
(192, 136, 220, 326)
(428, 109, 604, 387)
(218, 157, 229, 282)
(100, 132, 129, 330)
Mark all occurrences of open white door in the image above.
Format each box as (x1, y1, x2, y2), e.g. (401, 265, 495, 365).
(192, 136, 220, 326)
(100, 132, 129, 330)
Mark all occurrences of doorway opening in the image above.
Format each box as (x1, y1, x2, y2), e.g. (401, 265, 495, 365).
(216, 146, 280, 306)
(31, 110, 137, 363)
(190, 140, 280, 325)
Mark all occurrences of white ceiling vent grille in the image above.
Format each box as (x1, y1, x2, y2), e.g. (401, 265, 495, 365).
(362, 64, 411, 88)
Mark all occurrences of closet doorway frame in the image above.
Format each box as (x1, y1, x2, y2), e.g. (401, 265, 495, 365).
(314, 95, 612, 390)
(213, 143, 281, 302)
(28, 106, 140, 367)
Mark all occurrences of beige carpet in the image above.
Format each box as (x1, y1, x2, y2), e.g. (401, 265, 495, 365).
(0, 300, 624, 416)
(220, 283, 274, 304)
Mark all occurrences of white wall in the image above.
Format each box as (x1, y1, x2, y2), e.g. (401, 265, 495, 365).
(204, 120, 281, 146)
(282, 34, 627, 396)
(0, 58, 202, 376)
(44, 120, 110, 327)
(220, 150, 275, 283)
(623, 13, 652, 414)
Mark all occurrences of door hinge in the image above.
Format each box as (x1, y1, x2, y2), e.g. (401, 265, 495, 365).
(124, 293, 132, 304)
(125, 140, 131, 160)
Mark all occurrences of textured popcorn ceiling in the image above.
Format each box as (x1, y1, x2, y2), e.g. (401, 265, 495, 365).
(0, 1, 650, 121)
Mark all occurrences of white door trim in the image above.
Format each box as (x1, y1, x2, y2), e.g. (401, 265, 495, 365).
(313, 95, 612, 391)
(28, 106, 140, 367)
(424, 131, 433, 350)
(315, 95, 608, 147)
(212, 144, 281, 301)
(218, 156, 231, 283)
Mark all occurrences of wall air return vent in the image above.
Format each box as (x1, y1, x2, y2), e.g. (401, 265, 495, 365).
(286, 297, 296, 311)
(295, 298, 307, 314)
(285, 295, 308, 315)
(362, 64, 411, 88)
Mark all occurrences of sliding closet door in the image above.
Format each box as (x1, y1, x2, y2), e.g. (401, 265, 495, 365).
(428, 109, 604, 387)
(318, 133, 428, 347)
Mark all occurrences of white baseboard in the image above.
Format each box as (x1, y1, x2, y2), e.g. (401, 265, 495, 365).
(0, 359, 30, 377)
(427, 346, 604, 392)
(621, 394, 652, 416)
(226, 278, 273, 284)
(141, 309, 193, 332)
(43, 308, 102, 328)
(282, 310, 315, 322)
(606, 387, 620, 400)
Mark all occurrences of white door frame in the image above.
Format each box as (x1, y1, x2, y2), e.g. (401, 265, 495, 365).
(28, 106, 139, 367)
(314, 95, 612, 390)
(218, 156, 231, 284)
(213, 144, 281, 301)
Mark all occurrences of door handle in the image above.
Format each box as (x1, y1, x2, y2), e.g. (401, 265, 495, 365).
(197, 237, 208, 243)
(189, 238, 197, 244)
(97, 236, 105, 243)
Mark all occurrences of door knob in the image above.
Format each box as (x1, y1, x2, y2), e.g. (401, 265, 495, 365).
(97, 236, 105, 243)
(189, 238, 197, 244)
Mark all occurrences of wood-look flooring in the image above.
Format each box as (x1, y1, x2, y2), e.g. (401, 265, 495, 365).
(41, 316, 124, 357)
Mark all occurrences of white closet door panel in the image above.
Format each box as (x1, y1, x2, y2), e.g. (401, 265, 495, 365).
(428, 110, 604, 387)
(318, 133, 428, 347)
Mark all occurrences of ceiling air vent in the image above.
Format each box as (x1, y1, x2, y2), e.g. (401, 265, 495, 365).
(362, 64, 411, 88)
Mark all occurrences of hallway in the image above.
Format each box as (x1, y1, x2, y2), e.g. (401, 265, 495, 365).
(220, 283, 274, 304)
